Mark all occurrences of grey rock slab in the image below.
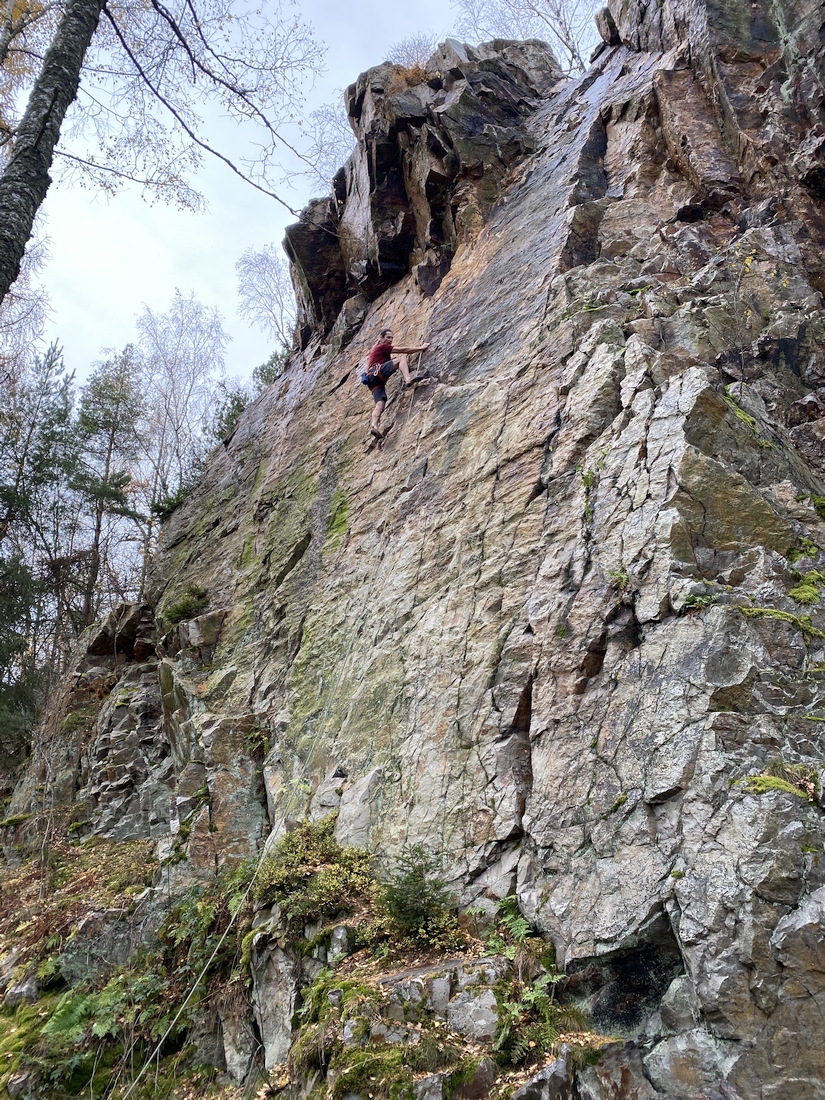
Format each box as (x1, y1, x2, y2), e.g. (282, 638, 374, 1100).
(413, 1077, 444, 1100)
(6, 1071, 36, 1100)
(446, 987, 498, 1040)
(58, 912, 135, 985)
(220, 1003, 258, 1083)
(328, 925, 350, 965)
(3, 974, 38, 1007)
(577, 1044, 661, 1100)
(427, 974, 452, 1018)
(659, 976, 699, 1034)
(335, 767, 383, 848)
(369, 1020, 420, 1044)
(252, 945, 298, 1069)
(454, 1058, 498, 1100)
(770, 886, 825, 994)
(0, 947, 20, 993)
(512, 1049, 573, 1100)
(644, 1029, 739, 1095)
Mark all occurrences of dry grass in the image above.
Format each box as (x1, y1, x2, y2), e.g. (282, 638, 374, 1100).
(385, 63, 428, 94)
(0, 835, 156, 969)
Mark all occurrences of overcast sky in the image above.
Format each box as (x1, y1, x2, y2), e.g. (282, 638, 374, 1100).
(39, 0, 455, 382)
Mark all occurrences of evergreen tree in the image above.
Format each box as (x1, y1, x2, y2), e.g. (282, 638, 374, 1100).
(0, 346, 77, 750)
(74, 348, 145, 625)
(0, 553, 40, 766)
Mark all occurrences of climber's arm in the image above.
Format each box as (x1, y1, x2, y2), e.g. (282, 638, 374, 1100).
(392, 342, 430, 354)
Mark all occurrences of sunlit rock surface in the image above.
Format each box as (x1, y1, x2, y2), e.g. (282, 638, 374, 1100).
(7, 0, 825, 1094)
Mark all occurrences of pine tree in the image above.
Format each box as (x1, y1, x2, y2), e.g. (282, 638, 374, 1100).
(73, 347, 145, 625)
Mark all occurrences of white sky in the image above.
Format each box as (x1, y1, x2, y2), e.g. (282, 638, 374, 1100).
(39, 0, 455, 382)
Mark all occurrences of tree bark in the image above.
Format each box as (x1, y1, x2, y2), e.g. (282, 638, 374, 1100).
(0, 0, 107, 303)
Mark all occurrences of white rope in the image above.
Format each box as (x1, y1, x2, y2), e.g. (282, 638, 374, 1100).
(117, 759, 321, 1099)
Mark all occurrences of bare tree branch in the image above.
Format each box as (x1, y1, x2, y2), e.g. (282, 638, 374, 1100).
(100, 4, 302, 217)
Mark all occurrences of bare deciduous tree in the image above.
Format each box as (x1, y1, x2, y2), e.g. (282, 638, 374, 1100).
(386, 33, 440, 67)
(136, 288, 228, 506)
(0, 234, 49, 385)
(452, 0, 600, 72)
(293, 93, 356, 190)
(235, 244, 297, 350)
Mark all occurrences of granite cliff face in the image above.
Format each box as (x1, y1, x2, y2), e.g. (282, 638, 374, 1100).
(5, 1, 825, 1097)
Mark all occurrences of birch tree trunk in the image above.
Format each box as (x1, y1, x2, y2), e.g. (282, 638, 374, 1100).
(0, 0, 106, 303)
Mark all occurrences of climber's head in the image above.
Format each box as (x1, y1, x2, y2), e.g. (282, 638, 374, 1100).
(380, 328, 393, 341)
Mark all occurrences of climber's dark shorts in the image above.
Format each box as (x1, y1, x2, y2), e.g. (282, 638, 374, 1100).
(368, 360, 397, 403)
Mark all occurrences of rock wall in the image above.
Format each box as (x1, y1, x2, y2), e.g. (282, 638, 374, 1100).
(6, 1, 825, 1096)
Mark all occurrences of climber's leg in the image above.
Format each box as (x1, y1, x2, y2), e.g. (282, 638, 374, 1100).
(395, 354, 412, 384)
(371, 389, 387, 435)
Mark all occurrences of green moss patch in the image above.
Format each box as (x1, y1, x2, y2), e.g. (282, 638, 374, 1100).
(723, 388, 757, 432)
(788, 570, 825, 606)
(59, 703, 98, 735)
(787, 538, 821, 564)
(0, 812, 33, 828)
(741, 762, 818, 801)
(739, 606, 825, 641)
(325, 490, 349, 551)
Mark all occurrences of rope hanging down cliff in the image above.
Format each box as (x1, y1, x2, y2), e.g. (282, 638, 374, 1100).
(116, 728, 338, 1100)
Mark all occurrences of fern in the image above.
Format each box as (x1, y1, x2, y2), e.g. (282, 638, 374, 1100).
(493, 970, 593, 1068)
(41, 991, 96, 1044)
(89, 977, 128, 1039)
(510, 1031, 533, 1063)
(499, 896, 531, 943)
(492, 997, 521, 1052)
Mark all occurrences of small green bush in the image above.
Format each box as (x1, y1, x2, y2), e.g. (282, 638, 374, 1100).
(164, 584, 208, 626)
(254, 816, 375, 925)
(681, 593, 718, 613)
(150, 487, 188, 520)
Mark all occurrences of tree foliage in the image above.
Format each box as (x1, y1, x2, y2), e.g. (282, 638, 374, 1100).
(386, 33, 439, 67)
(0, 288, 229, 756)
(380, 844, 453, 934)
(290, 92, 356, 190)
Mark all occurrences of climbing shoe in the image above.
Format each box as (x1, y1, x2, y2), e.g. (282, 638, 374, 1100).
(370, 427, 383, 440)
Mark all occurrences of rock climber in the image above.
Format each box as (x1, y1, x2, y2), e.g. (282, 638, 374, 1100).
(364, 328, 430, 439)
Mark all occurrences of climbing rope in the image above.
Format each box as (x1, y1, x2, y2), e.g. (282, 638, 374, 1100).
(116, 734, 330, 1099)
(123, 352, 435, 1094)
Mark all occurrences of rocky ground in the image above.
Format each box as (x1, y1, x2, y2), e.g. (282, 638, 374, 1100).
(3, 0, 825, 1096)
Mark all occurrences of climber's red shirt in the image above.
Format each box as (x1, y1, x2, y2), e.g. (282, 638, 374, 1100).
(368, 342, 393, 368)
